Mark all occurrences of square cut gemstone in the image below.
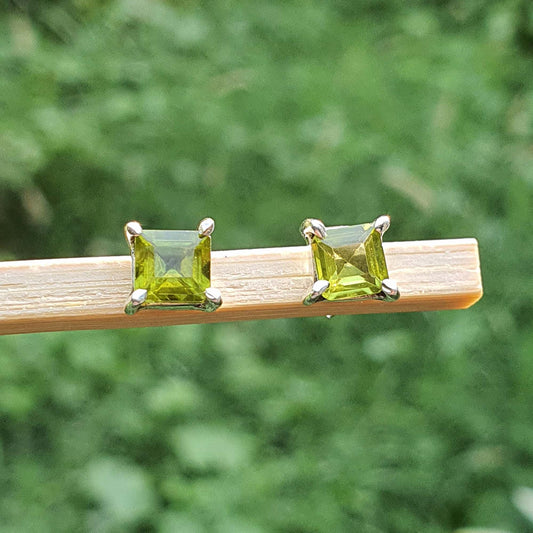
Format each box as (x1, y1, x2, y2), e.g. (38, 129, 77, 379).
(311, 223, 388, 300)
(133, 230, 210, 305)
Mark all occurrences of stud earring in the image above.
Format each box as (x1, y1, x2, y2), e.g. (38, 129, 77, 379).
(300, 215, 400, 305)
(124, 218, 222, 314)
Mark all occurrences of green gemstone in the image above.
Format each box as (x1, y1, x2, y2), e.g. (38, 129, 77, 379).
(311, 223, 388, 300)
(133, 230, 210, 305)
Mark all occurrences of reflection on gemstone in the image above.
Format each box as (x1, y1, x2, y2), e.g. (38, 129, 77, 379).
(134, 229, 210, 305)
(311, 223, 389, 300)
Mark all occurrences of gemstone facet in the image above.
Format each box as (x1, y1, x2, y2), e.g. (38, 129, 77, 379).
(311, 223, 389, 300)
(133, 229, 210, 306)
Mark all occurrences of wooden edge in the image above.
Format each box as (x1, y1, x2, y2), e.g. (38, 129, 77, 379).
(0, 239, 483, 335)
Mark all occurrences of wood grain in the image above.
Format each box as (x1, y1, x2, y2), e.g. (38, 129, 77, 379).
(0, 239, 483, 335)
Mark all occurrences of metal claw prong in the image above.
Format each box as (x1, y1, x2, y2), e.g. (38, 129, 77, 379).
(198, 217, 215, 238)
(300, 218, 327, 242)
(303, 279, 330, 306)
(373, 215, 391, 236)
(380, 279, 400, 302)
(124, 288, 148, 315)
(125, 221, 143, 246)
(203, 287, 222, 312)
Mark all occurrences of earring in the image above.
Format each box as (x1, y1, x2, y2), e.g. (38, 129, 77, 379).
(300, 215, 400, 305)
(124, 218, 222, 314)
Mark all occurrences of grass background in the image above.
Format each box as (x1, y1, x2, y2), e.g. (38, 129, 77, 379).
(0, 1, 532, 531)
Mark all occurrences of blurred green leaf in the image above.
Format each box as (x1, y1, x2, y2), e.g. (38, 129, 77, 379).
(83, 457, 156, 528)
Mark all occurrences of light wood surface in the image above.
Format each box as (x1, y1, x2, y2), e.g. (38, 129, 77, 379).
(0, 239, 483, 335)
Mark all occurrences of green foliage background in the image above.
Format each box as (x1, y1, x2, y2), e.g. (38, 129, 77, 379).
(1, 1, 532, 531)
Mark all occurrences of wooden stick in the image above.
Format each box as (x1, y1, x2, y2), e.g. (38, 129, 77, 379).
(0, 239, 482, 335)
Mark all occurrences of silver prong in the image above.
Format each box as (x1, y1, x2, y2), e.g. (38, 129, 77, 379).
(124, 288, 148, 315)
(198, 217, 215, 238)
(373, 215, 391, 236)
(124, 221, 143, 246)
(380, 279, 400, 302)
(203, 287, 222, 312)
(300, 218, 327, 243)
(303, 279, 330, 306)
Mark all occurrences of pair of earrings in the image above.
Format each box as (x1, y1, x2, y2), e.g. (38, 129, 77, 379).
(123, 215, 399, 315)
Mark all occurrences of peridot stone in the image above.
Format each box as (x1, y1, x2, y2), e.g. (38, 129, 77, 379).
(134, 230, 210, 305)
(311, 223, 388, 300)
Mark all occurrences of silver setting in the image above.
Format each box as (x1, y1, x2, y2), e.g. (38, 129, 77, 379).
(378, 278, 400, 302)
(204, 287, 222, 312)
(300, 218, 327, 243)
(373, 215, 390, 235)
(303, 279, 330, 306)
(125, 288, 148, 315)
(125, 221, 143, 246)
(300, 214, 400, 306)
(123, 217, 222, 314)
(198, 217, 215, 238)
